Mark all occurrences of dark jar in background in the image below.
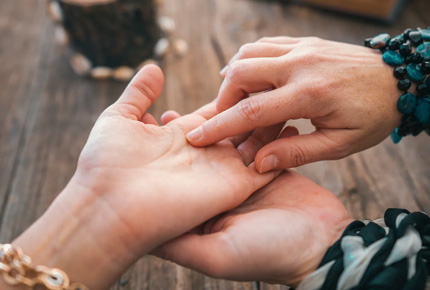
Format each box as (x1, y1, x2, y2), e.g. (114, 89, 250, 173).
(48, 0, 166, 81)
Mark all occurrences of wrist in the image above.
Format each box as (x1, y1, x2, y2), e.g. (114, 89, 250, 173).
(5, 176, 143, 290)
(288, 217, 353, 288)
(366, 29, 430, 142)
(296, 209, 430, 289)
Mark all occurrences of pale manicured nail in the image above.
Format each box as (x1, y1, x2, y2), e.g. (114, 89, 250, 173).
(259, 155, 279, 173)
(186, 127, 203, 141)
(219, 65, 228, 76)
(161, 111, 168, 120)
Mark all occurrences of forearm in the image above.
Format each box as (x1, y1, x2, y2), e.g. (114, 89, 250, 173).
(0, 179, 139, 290)
(288, 216, 354, 288)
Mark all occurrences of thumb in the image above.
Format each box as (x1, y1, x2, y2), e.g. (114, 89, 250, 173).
(106, 64, 164, 120)
(255, 129, 351, 171)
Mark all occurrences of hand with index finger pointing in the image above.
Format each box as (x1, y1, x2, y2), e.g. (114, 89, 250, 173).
(187, 36, 401, 172)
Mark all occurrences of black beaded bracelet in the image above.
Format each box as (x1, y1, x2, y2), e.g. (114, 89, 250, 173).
(296, 208, 430, 290)
(365, 27, 430, 143)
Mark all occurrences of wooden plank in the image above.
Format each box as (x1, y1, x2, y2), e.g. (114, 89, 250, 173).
(294, 0, 406, 21)
(0, 0, 51, 233)
(0, 40, 126, 240)
(0, 0, 429, 289)
(410, 0, 430, 25)
(111, 256, 258, 290)
(260, 282, 290, 290)
(157, 0, 225, 115)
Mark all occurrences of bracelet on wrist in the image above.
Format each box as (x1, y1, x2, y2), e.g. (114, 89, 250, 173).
(0, 244, 88, 290)
(296, 208, 430, 290)
(365, 27, 430, 143)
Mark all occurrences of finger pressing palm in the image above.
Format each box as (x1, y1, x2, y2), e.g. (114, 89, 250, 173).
(71, 65, 280, 259)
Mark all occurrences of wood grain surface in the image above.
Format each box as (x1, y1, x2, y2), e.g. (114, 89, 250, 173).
(0, 0, 429, 289)
(296, 0, 403, 20)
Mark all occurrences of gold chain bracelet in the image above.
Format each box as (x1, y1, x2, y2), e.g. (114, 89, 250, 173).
(0, 244, 88, 290)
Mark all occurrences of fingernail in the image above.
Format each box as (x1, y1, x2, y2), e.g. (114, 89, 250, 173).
(186, 127, 203, 142)
(220, 65, 228, 76)
(259, 155, 279, 173)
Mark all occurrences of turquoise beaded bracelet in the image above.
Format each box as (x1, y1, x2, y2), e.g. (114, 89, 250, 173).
(365, 27, 430, 143)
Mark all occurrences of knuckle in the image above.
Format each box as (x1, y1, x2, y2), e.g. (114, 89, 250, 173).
(333, 139, 353, 158)
(337, 146, 351, 158)
(226, 61, 244, 83)
(319, 79, 337, 96)
(297, 50, 319, 65)
(257, 36, 291, 43)
(237, 43, 255, 59)
(203, 114, 221, 133)
(306, 36, 322, 44)
(299, 77, 328, 98)
(318, 132, 352, 160)
(237, 98, 261, 122)
(130, 79, 157, 102)
(104, 103, 141, 121)
(257, 37, 271, 43)
(298, 36, 323, 47)
(289, 145, 307, 167)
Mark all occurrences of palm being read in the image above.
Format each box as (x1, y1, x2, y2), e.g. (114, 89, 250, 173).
(71, 65, 280, 258)
(155, 169, 352, 286)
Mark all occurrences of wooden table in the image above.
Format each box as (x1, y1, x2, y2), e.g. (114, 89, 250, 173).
(0, 0, 429, 289)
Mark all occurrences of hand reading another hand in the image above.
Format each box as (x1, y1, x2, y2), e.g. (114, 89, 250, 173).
(186, 37, 402, 172)
(11, 65, 279, 290)
(154, 170, 352, 287)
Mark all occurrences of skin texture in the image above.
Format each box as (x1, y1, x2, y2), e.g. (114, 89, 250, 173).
(153, 170, 352, 287)
(5, 65, 279, 290)
(1, 64, 352, 290)
(154, 111, 352, 287)
(185, 37, 403, 172)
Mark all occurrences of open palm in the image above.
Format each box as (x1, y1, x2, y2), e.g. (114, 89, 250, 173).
(68, 65, 279, 259)
(154, 170, 352, 287)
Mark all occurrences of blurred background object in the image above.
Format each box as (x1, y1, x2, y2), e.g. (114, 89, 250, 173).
(263, 0, 408, 22)
(47, 0, 187, 81)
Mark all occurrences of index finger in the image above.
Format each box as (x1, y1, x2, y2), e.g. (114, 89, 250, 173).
(217, 57, 287, 112)
(186, 86, 305, 146)
(192, 101, 218, 120)
(220, 42, 297, 77)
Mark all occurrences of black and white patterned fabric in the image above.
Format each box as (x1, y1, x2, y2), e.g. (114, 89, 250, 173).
(297, 209, 430, 290)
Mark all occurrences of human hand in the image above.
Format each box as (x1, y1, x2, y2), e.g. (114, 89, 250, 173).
(186, 37, 402, 172)
(10, 65, 279, 290)
(153, 170, 352, 287)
